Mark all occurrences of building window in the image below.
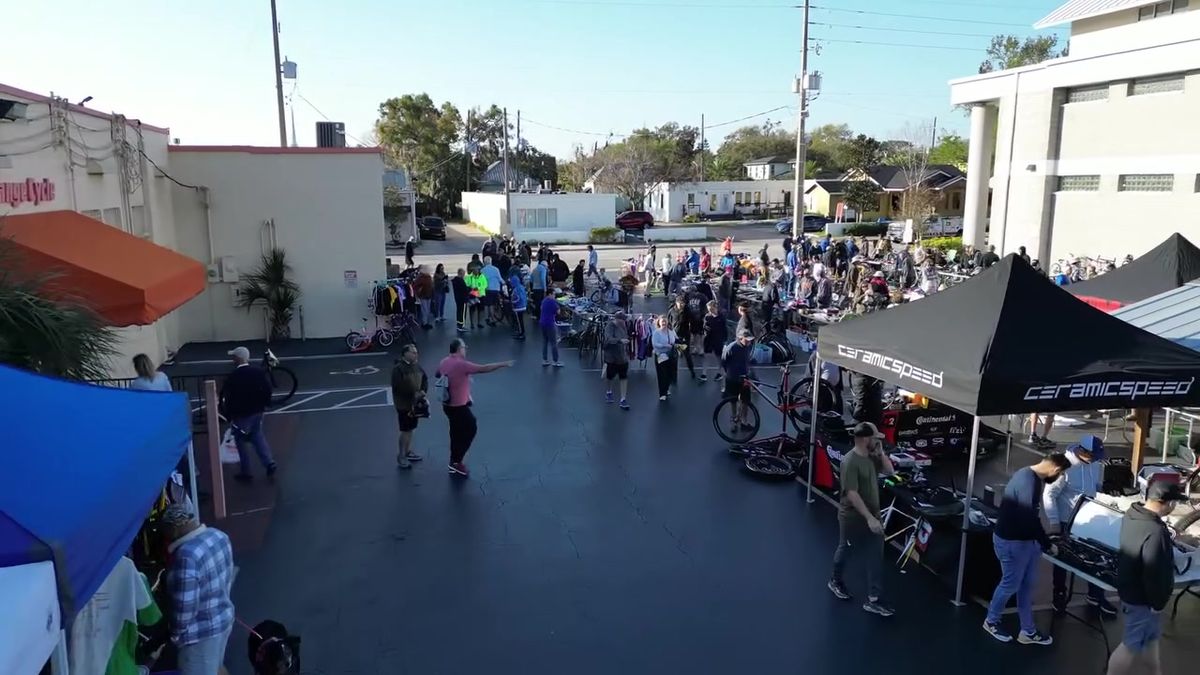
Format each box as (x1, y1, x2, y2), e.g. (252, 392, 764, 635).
(1139, 0, 1187, 20)
(709, 194, 718, 210)
(102, 207, 122, 227)
(734, 192, 742, 205)
(950, 192, 962, 211)
(1195, 174, 1200, 193)
(1118, 174, 1174, 192)
(1129, 74, 1185, 96)
(1065, 85, 1109, 103)
(753, 191, 762, 204)
(1057, 175, 1100, 191)
(687, 193, 695, 205)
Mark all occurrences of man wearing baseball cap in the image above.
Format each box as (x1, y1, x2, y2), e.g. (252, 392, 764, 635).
(828, 421, 896, 617)
(1045, 435, 1116, 615)
(1108, 481, 1187, 675)
(219, 346, 277, 482)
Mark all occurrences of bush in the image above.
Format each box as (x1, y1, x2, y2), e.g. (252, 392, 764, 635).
(923, 236, 963, 253)
(844, 223, 888, 237)
(682, 213, 701, 223)
(589, 227, 622, 244)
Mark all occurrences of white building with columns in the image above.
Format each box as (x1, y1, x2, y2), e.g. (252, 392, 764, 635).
(950, 0, 1200, 266)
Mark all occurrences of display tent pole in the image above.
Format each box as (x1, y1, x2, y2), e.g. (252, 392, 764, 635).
(806, 353, 820, 504)
(186, 440, 199, 516)
(953, 415, 982, 606)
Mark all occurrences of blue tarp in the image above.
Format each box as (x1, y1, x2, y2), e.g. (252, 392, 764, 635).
(0, 365, 191, 620)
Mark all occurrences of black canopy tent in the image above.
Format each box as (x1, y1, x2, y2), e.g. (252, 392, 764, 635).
(1068, 233, 1200, 311)
(807, 254, 1200, 604)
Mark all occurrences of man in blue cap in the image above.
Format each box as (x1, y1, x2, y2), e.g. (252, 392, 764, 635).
(1044, 434, 1116, 615)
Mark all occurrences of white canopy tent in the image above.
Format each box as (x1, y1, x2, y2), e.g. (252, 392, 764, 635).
(0, 561, 69, 675)
(1111, 281, 1200, 353)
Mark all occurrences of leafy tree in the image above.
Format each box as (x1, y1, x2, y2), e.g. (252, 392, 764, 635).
(843, 134, 884, 175)
(807, 123, 854, 174)
(375, 94, 463, 214)
(928, 133, 968, 171)
(0, 238, 118, 380)
(842, 181, 881, 222)
(710, 123, 795, 180)
(979, 35, 1066, 73)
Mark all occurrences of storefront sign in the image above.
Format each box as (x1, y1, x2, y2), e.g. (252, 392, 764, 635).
(0, 178, 56, 208)
(344, 270, 358, 289)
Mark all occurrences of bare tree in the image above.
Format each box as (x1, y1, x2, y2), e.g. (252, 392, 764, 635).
(891, 120, 938, 240)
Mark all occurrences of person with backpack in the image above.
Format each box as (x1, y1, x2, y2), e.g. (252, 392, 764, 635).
(435, 338, 512, 478)
(602, 310, 632, 410)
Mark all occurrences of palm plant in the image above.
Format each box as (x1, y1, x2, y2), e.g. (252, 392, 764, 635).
(0, 238, 119, 380)
(237, 248, 300, 341)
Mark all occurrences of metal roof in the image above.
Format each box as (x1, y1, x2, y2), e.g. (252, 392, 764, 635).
(1111, 282, 1200, 352)
(1034, 0, 1160, 29)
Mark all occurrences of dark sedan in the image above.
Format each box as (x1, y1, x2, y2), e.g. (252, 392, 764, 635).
(418, 215, 447, 240)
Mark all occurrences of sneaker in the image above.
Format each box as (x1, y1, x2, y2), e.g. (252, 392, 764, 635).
(448, 462, 469, 477)
(1017, 630, 1053, 646)
(862, 599, 895, 617)
(542, 360, 551, 366)
(699, 374, 708, 382)
(398, 457, 412, 469)
(827, 580, 851, 601)
(553, 362, 564, 368)
(659, 395, 668, 402)
(619, 399, 630, 410)
(714, 373, 723, 381)
(405, 452, 423, 463)
(982, 620, 1012, 643)
(605, 391, 614, 404)
(1087, 596, 1118, 616)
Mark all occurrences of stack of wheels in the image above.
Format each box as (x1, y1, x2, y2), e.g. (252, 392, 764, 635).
(743, 455, 795, 480)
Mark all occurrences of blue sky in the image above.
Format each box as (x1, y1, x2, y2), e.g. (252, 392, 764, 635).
(8, 0, 1066, 157)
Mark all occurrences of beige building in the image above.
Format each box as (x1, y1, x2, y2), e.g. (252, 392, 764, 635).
(0, 82, 386, 377)
(950, 0, 1200, 266)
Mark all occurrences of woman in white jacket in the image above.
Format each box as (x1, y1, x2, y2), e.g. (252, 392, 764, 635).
(650, 315, 678, 401)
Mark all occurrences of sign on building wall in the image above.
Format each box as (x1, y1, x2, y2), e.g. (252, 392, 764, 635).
(344, 270, 358, 289)
(0, 178, 56, 208)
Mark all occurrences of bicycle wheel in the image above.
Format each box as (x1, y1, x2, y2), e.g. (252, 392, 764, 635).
(743, 455, 795, 479)
(346, 331, 368, 352)
(786, 377, 839, 422)
(268, 366, 298, 406)
(377, 329, 395, 348)
(712, 397, 761, 445)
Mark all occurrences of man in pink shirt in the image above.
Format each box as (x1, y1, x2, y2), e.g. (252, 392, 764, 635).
(436, 338, 513, 477)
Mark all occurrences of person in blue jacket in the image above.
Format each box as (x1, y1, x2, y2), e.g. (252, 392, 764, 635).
(508, 270, 527, 340)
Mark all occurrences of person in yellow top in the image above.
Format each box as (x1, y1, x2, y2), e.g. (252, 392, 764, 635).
(464, 269, 488, 330)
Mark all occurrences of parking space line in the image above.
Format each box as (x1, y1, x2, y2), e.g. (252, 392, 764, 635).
(272, 392, 328, 413)
(277, 401, 392, 414)
(331, 389, 386, 409)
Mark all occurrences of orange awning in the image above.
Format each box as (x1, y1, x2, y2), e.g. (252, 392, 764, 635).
(2, 210, 206, 326)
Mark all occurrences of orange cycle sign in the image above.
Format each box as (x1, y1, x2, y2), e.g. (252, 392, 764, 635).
(1, 178, 56, 208)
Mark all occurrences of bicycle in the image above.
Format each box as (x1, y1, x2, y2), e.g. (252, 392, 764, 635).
(713, 361, 824, 446)
(263, 348, 298, 406)
(574, 313, 608, 364)
(346, 317, 400, 352)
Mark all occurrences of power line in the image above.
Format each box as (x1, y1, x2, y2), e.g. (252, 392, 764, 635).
(293, 89, 368, 146)
(812, 36, 982, 52)
(134, 146, 201, 190)
(521, 117, 628, 138)
(810, 4, 1033, 27)
(811, 21, 997, 39)
(512, 0, 792, 7)
(704, 105, 793, 129)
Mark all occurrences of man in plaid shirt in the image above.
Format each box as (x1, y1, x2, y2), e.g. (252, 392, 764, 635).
(162, 505, 235, 675)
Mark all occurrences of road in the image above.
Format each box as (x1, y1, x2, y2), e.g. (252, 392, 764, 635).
(389, 221, 789, 275)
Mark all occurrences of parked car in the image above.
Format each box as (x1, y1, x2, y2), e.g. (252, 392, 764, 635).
(418, 215, 447, 240)
(774, 217, 792, 234)
(615, 210, 655, 230)
(802, 215, 830, 232)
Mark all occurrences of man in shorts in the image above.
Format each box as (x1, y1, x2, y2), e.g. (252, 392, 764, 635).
(602, 310, 631, 410)
(721, 329, 754, 427)
(1107, 481, 1186, 675)
(390, 344, 427, 468)
(480, 256, 504, 325)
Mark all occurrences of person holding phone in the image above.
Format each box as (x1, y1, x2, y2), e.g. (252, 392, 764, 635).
(828, 422, 896, 617)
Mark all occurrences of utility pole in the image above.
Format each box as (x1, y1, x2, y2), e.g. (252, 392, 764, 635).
(791, 0, 810, 239)
(930, 116, 938, 149)
(516, 110, 522, 189)
(700, 114, 706, 182)
(270, 0, 287, 147)
(502, 107, 511, 230)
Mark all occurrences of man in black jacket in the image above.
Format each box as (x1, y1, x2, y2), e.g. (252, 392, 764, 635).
(667, 294, 699, 381)
(1108, 482, 1186, 675)
(220, 347, 276, 482)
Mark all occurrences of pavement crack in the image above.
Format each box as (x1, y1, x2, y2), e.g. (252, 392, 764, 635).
(661, 523, 692, 561)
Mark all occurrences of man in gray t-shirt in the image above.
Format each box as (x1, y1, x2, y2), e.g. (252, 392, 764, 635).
(602, 312, 631, 410)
